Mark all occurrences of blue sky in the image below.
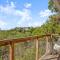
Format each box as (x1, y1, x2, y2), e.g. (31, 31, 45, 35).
(0, 0, 52, 30)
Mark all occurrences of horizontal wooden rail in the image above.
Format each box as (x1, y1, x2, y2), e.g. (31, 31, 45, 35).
(0, 34, 51, 46)
(0, 34, 59, 46)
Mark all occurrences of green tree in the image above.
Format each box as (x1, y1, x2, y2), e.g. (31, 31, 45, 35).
(48, 0, 60, 12)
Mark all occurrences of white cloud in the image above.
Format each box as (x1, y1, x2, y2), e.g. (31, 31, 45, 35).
(17, 9, 32, 25)
(24, 3, 31, 8)
(10, 2, 15, 8)
(39, 9, 54, 17)
(28, 22, 41, 27)
(0, 2, 32, 26)
(0, 3, 15, 15)
(0, 2, 22, 16)
(0, 20, 7, 26)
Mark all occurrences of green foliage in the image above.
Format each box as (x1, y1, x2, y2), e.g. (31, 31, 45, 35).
(48, 0, 59, 12)
(14, 41, 36, 60)
(0, 14, 60, 59)
(0, 1, 60, 59)
(0, 15, 60, 39)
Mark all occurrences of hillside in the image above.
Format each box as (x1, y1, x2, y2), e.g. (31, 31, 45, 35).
(0, 15, 60, 60)
(0, 15, 60, 40)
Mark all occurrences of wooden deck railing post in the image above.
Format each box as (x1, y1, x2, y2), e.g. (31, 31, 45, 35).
(9, 42, 14, 60)
(45, 36, 53, 54)
(45, 36, 51, 54)
(36, 39, 39, 60)
(50, 35, 53, 54)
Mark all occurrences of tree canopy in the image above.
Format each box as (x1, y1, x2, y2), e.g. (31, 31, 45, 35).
(48, 0, 60, 12)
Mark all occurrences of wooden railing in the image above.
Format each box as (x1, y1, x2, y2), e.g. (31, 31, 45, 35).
(0, 34, 59, 60)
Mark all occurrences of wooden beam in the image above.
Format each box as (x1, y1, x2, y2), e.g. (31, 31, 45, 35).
(36, 39, 39, 60)
(9, 43, 14, 60)
(53, 0, 60, 12)
(45, 36, 53, 55)
(0, 34, 51, 46)
(45, 36, 50, 53)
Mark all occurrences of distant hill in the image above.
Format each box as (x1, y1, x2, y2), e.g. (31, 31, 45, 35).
(0, 15, 60, 40)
